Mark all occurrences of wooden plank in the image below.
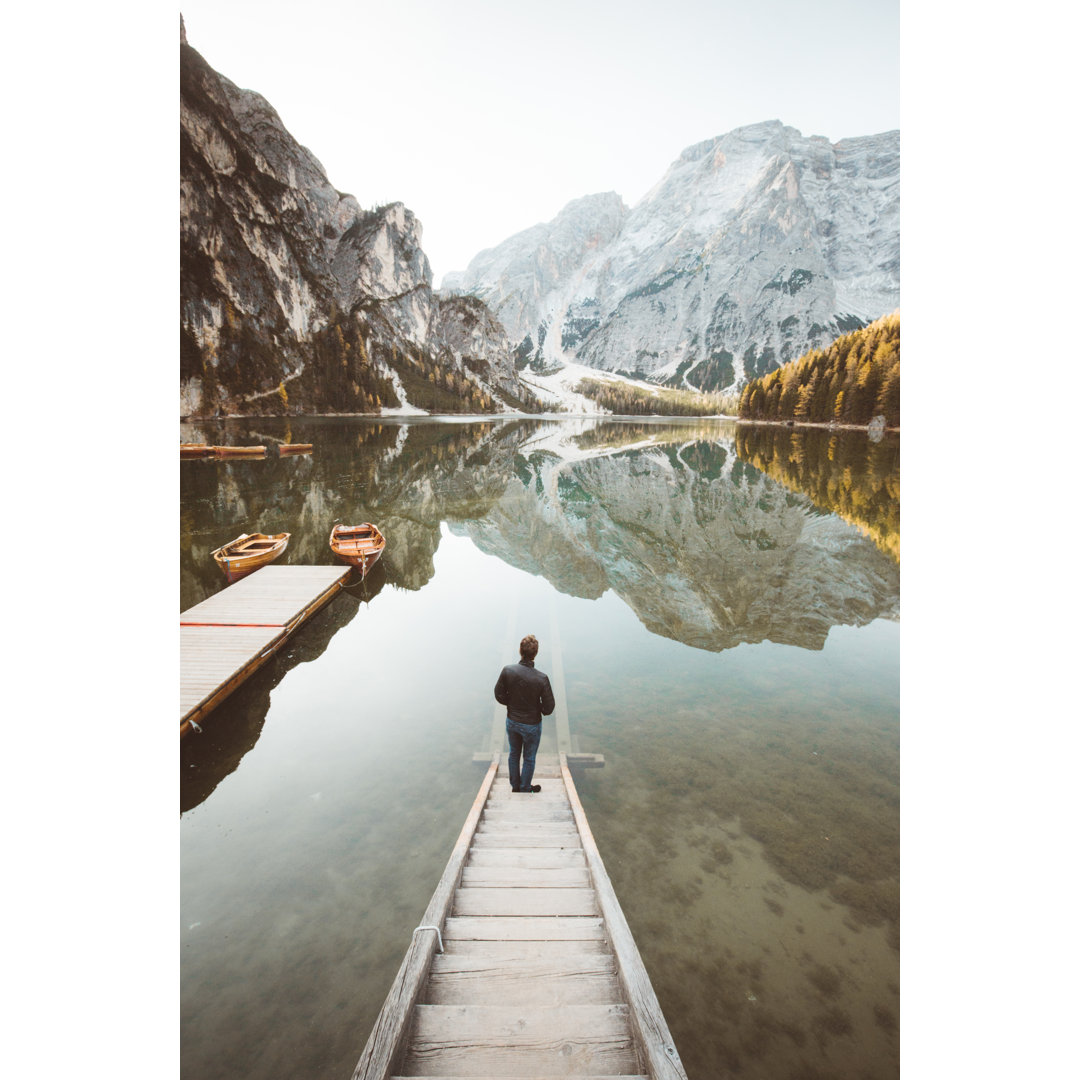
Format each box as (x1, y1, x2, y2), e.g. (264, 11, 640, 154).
(443, 916, 606, 941)
(477, 822, 579, 835)
(424, 955, 620, 1006)
(393, 1075, 646, 1080)
(179, 625, 284, 728)
(559, 754, 689, 1080)
(486, 787, 568, 802)
(453, 887, 599, 918)
(476, 830, 581, 843)
(428, 953, 617, 978)
(349, 760, 499, 1080)
(181, 565, 347, 626)
(479, 808, 574, 825)
(482, 806, 573, 818)
(478, 813, 575, 823)
(352, 737, 682, 1080)
(180, 566, 349, 732)
(482, 806, 574, 821)
(401, 1004, 640, 1076)
(471, 832, 582, 849)
(484, 796, 573, 810)
(479, 817, 575, 830)
(460, 866, 591, 888)
(439, 939, 609, 960)
(464, 848, 586, 869)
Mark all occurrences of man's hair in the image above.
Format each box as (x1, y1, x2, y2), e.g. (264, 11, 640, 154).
(519, 634, 539, 661)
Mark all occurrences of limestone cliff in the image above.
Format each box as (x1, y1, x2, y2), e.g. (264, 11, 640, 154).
(446, 122, 899, 393)
(180, 22, 539, 418)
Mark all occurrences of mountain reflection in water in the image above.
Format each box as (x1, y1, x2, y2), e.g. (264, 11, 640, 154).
(456, 420, 898, 653)
(182, 416, 898, 652)
(180, 415, 899, 1080)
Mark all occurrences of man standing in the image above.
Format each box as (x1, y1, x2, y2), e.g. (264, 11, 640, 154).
(494, 634, 555, 793)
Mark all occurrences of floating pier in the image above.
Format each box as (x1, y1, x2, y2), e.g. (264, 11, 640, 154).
(350, 751, 688, 1080)
(180, 565, 349, 736)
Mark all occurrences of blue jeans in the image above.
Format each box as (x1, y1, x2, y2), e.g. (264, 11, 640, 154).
(506, 718, 542, 791)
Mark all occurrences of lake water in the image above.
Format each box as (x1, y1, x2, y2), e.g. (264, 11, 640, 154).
(180, 416, 899, 1080)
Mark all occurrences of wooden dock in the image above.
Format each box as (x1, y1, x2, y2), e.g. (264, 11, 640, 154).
(351, 752, 688, 1080)
(180, 565, 349, 736)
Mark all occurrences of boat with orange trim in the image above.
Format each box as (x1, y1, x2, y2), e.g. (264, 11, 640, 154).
(211, 532, 290, 582)
(329, 523, 386, 577)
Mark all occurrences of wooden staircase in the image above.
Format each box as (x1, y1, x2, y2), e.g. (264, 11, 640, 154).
(352, 754, 686, 1080)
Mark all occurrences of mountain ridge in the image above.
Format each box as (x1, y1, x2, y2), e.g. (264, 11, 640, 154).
(180, 22, 539, 419)
(444, 121, 899, 394)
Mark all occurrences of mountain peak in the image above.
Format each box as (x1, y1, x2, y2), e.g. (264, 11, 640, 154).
(450, 121, 899, 392)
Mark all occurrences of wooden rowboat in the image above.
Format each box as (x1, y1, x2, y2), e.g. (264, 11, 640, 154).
(213, 445, 267, 457)
(279, 443, 313, 454)
(181, 443, 213, 458)
(211, 532, 290, 582)
(329, 523, 386, 576)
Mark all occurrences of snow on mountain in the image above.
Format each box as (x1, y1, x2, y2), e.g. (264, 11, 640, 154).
(446, 121, 899, 392)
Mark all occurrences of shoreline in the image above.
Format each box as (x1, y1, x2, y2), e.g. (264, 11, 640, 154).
(180, 411, 897, 433)
(735, 418, 900, 433)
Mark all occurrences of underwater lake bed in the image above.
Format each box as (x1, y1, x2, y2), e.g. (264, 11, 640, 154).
(181, 416, 899, 1080)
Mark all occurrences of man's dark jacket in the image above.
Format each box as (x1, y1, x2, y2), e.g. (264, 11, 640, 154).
(494, 659, 555, 725)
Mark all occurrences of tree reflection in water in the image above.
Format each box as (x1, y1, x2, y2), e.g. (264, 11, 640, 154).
(736, 425, 899, 562)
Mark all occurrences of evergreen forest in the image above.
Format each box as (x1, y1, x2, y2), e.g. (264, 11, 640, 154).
(738, 311, 899, 427)
(575, 378, 736, 417)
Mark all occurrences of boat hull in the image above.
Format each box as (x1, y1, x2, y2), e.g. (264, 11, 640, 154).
(329, 523, 386, 577)
(212, 532, 290, 582)
(213, 446, 267, 458)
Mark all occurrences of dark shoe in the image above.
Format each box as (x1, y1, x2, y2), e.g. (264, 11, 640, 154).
(525, 784, 542, 793)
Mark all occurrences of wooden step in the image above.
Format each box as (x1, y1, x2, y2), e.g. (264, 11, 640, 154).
(482, 805, 575, 819)
(480, 816, 575, 828)
(479, 813, 577, 826)
(439, 939, 609, 960)
(486, 788, 568, 801)
(454, 887, 599, 918)
(477, 824, 579, 838)
(400, 1003, 641, 1076)
(471, 832, 582, 849)
(460, 866, 591, 889)
(423, 954, 621, 1006)
(443, 916, 606, 942)
(465, 848, 587, 869)
(352, 753, 687, 1080)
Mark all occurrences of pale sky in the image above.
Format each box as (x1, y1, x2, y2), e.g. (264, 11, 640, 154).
(179, 0, 899, 284)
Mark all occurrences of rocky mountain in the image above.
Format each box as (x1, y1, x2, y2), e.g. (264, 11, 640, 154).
(444, 121, 899, 393)
(180, 19, 539, 419)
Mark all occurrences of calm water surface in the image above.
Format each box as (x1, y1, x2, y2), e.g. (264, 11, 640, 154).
(180, 416, 899, 1080)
